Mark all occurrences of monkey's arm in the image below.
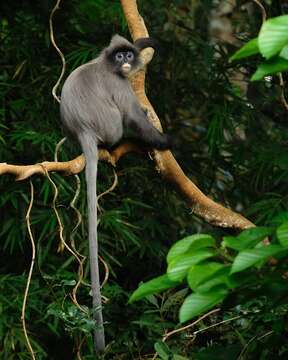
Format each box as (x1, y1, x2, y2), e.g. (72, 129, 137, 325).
(125, 102, 171, 150)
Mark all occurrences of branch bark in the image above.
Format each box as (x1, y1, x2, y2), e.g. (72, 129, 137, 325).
(120, 0, 254, 230)
(0, 142, 139, 180)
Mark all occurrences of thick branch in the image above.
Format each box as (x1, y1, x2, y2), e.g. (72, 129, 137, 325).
(0, 143, 139, 180)
(120, 0, 254, 230)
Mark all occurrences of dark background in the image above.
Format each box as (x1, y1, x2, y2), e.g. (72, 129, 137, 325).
(0, 0, 287, 358)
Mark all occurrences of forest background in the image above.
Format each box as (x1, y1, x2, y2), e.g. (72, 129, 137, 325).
(0, 0, 288, 359)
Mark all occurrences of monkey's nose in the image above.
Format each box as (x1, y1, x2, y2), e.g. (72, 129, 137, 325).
(122, 63, 131, 73)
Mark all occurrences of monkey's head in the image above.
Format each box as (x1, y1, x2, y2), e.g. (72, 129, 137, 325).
(105, 34, 157, 77)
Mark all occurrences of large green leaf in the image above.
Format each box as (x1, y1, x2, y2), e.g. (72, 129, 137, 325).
(154, 341, 171, 360)
(270, 212, 288, 226)
(167, 234, 215, 264)
(231, 245, 284, 274)
(280, 45, 288, 60)
(229, 38, 259, 61)
(195, 268, 232, 293)
(187, 262, 226, 291)
(179, 290, 227, 323)
(222, 226, 274, 251)
(167, 250, 216, 282)
(129, 275, 178, 303)
(277, 222, 288, 247)
(259, 15, 288, 59)
(251, 57, 288, 81)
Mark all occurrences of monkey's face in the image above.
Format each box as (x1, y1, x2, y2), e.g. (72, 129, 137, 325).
(112, 49, 138, 77)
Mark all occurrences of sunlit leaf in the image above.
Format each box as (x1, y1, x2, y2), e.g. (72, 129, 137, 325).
(277, 222, 288, 247)
(129, 275, 179, 303)
(179, 290, 227, 323)
(222, 227, 274, 251)
(187, 262, 226, 291)
(154, 341, 171, 360)
(167, 249, 216, 282)
(229, 38, 259, 61)
(259, 15, 288, 59)
(251, 57, 288, 81)
(280, 45, 288, 60)
(167, 234, 215, 264)
(231, 245, 284, 274)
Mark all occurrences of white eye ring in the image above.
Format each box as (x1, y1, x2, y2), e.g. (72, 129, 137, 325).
(126, 51, 134, 60)
(115, 52, 124, 61)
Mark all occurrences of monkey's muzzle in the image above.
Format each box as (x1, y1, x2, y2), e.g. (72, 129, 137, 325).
(121, 63, 131, 74)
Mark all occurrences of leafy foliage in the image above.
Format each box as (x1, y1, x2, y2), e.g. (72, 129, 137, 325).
(1, 0, 288, 359)
(130, 223, 288, 320)
(231, 15, 288, 80)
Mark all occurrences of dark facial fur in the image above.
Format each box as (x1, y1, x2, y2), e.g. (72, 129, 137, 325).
(107, 48, 139, 76)
(105, 37, 140, 77)
(59, 34, 171, 354)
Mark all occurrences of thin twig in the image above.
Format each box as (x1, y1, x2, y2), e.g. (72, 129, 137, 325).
(41, 166, 85, 312)
(50, 0, 87, 304)
(21, 181, 36, 360)
(97, 169, 118, 203)
(257, 330, 273, 341)
(192, 314, 241, 335)
(54, 137, 67, 162)
(253, 0, 266, 22)
(49, 0, 66, 103)
(70, 174, 83, 246)
(151, 308, 220, 360)
(99, 255, 109, 288)
(75, 334, 86, 360)
(237, 330, 273, 359)
(69, 174, 86, 307)
(278, 74, 288, 112)
(163, 308, 220, 342)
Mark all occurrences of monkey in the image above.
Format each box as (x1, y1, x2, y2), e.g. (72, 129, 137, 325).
(60, 35, 171, 353)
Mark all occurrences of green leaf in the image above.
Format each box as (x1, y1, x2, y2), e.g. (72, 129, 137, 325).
(129, 275, 178, 303)
(154, 341, 171, 360)
(259, 15, 288, 59)
(179, 290, 227, 323)
(231, 245, 284, 274)
(167, 249, 216, 282)
(187, 262, 226, 291)
(167, 234, 216, 264)
(270, 212, 288, 226)
(277, 222, 288, 247)
(195, 268, 231, 293)
(280, 45, 288, 60)
(173, 356, 190, 360)
(222, 226, 274, 251)
(229, 38, 259, 61)
(251, 57, 288, 81)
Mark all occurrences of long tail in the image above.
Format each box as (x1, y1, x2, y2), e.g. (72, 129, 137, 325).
(79, 133, 105, 353)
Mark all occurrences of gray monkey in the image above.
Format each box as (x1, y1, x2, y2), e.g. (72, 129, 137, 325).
(60, 35, 171, 353)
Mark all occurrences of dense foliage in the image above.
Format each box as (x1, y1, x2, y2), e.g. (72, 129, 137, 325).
(0, 0, 288, 359)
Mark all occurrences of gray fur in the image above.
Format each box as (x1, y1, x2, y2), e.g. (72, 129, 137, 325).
(60, 35, 170, 354)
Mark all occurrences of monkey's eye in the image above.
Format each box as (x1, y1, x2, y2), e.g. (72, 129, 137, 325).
(115, 52, 124, 62)
(126, 51, 134, 61)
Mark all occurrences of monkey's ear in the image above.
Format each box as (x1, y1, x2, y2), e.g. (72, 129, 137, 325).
(134, 37, 159, 51)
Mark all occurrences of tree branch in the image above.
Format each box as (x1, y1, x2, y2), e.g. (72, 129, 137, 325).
(120, 0, 254, 230)
(0, 142, 139, 180)
(0, 0, 254, 231)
